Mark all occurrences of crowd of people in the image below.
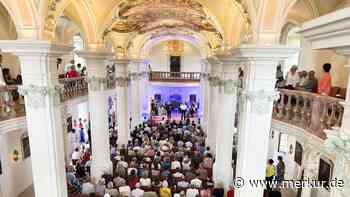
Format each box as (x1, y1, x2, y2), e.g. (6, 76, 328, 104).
(276, 63, 333, 96)
(66, 118, 239, 197)
(61, 59, 87, 78)
(151, 100, 199, 121)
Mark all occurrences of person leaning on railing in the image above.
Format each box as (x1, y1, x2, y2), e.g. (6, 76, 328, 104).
(296, 70, 318, 93)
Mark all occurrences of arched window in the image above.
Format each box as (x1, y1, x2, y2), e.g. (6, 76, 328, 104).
(21, 133, 31, 159)
(294, 141, 303, 166)
(318, 158, 333, 190)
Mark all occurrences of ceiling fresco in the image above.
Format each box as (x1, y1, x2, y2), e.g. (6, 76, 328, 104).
(107, 0, 219, 34)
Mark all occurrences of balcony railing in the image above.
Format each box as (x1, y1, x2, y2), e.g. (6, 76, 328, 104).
(59, 77, 89, 102)
(0, 85, 25, 121)
(149, 71, 201, 82)
(0, 77, 89, 121)
(272, 89, 344, 139)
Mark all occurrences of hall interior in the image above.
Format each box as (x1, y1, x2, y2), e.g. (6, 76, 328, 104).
(0, 1, 350, 197)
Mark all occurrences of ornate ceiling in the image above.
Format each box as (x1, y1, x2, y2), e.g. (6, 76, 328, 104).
(107, 0, 219, 34)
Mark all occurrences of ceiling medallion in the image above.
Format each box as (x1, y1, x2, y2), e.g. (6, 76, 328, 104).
(109, 0, 218, 34)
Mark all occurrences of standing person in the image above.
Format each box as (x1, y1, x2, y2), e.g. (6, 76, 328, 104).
(275, 65, 284, 88)
(318, 63, 332, 96)
(266, 159, 276, 191)
(276, 156, 285, 183)
(150, 99, 156, 115)
(71, 148, 81, 165)
(0, 54, 7, 86)
(299, 71, 318, 92)
(285, 65, 300, 89)
(179, 102, 187, 121)
(166, 102, 172, 120)
(66, 65, 79, 78)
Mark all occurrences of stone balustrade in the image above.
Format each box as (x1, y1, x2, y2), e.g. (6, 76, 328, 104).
(0, 85, 25, 121)
(273, 89, 344, 139)
(59, 77, 88, 102)
(149, 71, 201, 82)
(0, 77, 89, 121)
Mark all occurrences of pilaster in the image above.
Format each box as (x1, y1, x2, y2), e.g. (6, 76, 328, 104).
(114, 59, 130, 146)
(78, 49, 114, 180)
(0, 40, 73, 197)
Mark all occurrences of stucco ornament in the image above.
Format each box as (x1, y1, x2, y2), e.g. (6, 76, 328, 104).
(129, 71, 149, 81)
(116, 77, 130, 87)
(87, 76, 108, 91)
(241, 90, 280, 114)
(208, 76, 221, 87)
(324, 127, 350, 194)
(18, 84, 62, 108)
(222, 79, 238, 95)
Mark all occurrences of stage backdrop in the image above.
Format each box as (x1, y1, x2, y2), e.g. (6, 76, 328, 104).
(144, 82, 202, 117)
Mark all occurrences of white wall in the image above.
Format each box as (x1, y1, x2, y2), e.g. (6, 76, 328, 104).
(148, 41, 202, 72)
(0, 129, 33, 197)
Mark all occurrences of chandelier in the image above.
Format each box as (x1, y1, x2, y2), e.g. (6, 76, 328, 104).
(167, 40, 184, 56)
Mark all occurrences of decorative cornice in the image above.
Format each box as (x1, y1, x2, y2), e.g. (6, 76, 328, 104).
(298, 7, 350, 50)
(0, 117, 27, 134)
(0, 40, 73, 56)
(18, 84, 62, 108)
(240, 90, 280, 114)
(230, 45, 299, 61)
(129, 71, 149, 81)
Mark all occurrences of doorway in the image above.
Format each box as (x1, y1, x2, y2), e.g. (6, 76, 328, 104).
(170, 56, 181, 72)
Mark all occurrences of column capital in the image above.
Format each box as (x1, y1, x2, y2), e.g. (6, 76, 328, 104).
(231, 45, 299, 61)
(18, 84, 62, 108)
(240, 90, 280, 114)
(0, 40, 73, 57)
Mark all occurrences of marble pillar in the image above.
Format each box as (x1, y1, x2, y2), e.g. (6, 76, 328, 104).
(200, 59, 211, 132)
(78, 49, 113, 180)
(206, 57, 222, 154)
(0, 40, 72, 197)
(234, 45, 298, 197)
(115, 59, 130, 146)
(212, 56, 240, 189)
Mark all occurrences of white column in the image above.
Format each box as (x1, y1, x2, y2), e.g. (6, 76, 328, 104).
(200, 59, 211, 131)
(213, 57, 239, 189)
(139, 60, 151, 121)
(115, 59, 130, 146)
(0, 40, 72, 197)
(206, 57, 222, 154)
(128, 60, 142, 128)
(234, 45, 297, 197)
(78, 49, 113, 180)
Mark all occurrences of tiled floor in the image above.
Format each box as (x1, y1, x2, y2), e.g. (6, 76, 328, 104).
(17, 185, 34, 197)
